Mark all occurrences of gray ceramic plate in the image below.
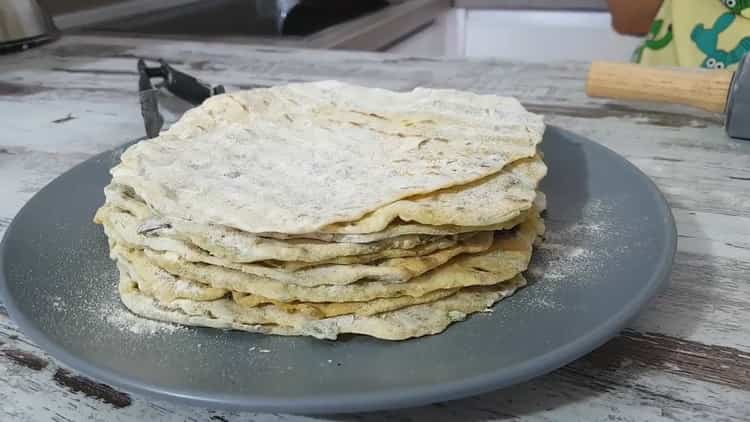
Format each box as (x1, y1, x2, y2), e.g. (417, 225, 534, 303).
(0, 127, 676, 414)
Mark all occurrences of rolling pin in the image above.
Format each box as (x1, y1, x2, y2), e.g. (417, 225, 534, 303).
(586, 56, 750, 140)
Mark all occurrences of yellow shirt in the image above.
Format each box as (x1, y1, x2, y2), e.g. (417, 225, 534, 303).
(636, 0, 750, 69)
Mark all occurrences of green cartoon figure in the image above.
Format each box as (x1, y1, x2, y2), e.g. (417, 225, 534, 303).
(633, 19, 674, 62)
(692, 12, 750, 68)
(722, 0, 750, 18)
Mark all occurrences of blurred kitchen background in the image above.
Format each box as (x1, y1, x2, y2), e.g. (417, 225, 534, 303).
(35, 0, 640, 61)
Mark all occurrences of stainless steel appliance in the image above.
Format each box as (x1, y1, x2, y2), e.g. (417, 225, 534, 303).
(78, 0, 448, 51)
(84, 0, 386, 37)
(0, 0, 58, 52)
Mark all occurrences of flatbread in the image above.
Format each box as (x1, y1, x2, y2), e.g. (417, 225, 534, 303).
(96, 202, 462, 264)
(123, 212, 543, 303)
(316, 155, 546, 234)
(111, 81, 544, 234)
(118, 271, 527, 340)
(113, 261, 228, 302)
(100, 211, 496, 286)
(231, 289, 460, 318)
(261, 191, 546, 243)
(105, 155, 545, 243)
(257, 212, 529, 243)
(115, 249, 460, 318)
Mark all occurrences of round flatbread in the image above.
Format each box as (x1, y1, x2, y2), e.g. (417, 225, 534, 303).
(114, 212, 543, 303)
(111, 81, 544, 234)
(118, 271, 527, 340)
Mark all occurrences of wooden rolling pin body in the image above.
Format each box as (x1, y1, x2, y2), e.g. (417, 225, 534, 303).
(586, 61, 734, 113)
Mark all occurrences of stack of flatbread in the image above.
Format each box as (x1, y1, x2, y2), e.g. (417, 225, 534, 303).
(95, 81, 547, 340)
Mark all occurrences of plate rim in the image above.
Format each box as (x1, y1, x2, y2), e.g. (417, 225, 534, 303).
(0, 126, 677, 414)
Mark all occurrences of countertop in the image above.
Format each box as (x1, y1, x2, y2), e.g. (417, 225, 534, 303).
(60, 0, 451, 51)
(1, 35, 749, 421)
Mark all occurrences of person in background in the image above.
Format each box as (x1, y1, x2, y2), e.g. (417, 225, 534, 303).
(608, 0, 750, 69)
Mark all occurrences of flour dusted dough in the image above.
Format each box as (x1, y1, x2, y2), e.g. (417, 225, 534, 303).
(95, 81, 548, 340)
(106, 155, 545, 243)
(112, 81, 544, 234)
(119, 271, 528, 340)
(96, 202, 464, 264)
(99, 207, 496, 287)
(116, 211, 543, 303)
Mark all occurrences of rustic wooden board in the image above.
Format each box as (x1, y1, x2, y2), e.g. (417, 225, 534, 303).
(1, 35, 749, 421)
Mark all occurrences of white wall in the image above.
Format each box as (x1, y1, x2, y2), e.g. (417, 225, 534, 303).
(464, 10, 641, 61)
(387, 9, 466, 57)
(388, 9, 643, 63)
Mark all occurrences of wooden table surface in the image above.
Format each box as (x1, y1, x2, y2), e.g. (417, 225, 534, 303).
(1, 35, 749, 421)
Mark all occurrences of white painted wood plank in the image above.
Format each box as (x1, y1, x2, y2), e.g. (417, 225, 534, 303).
(2, 316, 750, 422)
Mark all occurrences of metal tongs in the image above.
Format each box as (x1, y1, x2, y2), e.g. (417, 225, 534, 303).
(137, 59, 226, 138)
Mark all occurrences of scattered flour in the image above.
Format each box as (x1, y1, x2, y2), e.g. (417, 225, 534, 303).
(51, 296, 65, 312)
(103, 304, 183, 335)
(528, 266, 565, 281)
(525, 296, 557, 310)
(533, 241, 597, 281)
(173, 279, 203, 296)
(523, 198, 621, 310)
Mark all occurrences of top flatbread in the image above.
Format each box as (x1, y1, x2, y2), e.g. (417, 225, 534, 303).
(316, 155, 546, 233)
(111, 81, 544, 234)
(263, 191, 547, 243)
(104, 154, 545, 245)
